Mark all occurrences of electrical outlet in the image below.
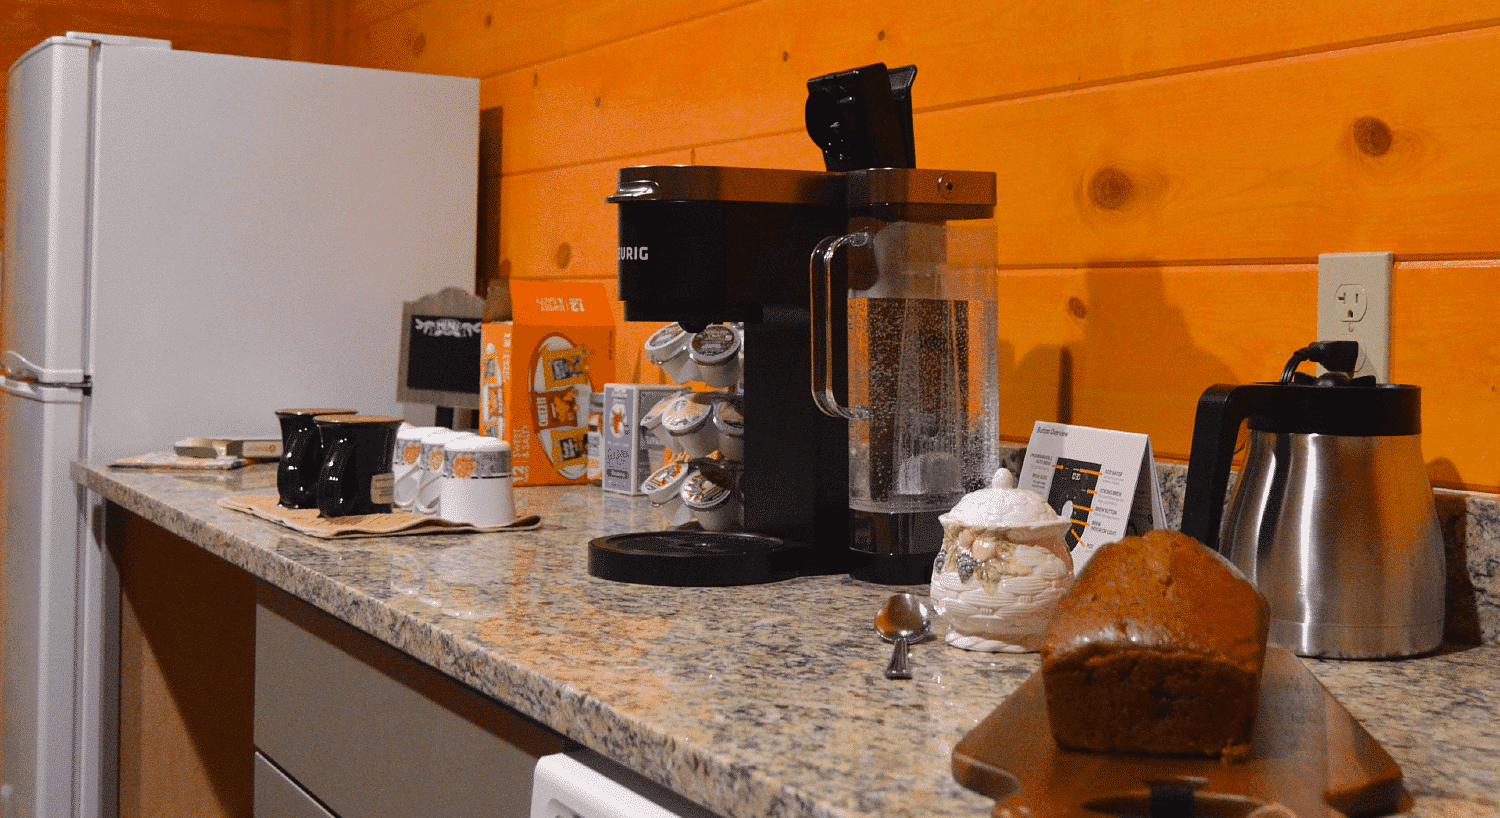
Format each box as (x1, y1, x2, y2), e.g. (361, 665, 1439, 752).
(1334, 284, 1368, 321)
(1317, 252, 1392, 382)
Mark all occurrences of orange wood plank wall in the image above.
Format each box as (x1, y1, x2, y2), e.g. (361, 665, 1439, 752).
(341, 0, 1500, 493)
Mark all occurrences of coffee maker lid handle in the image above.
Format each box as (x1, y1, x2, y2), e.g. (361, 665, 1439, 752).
(606, 180, 660, 203)
(1180, 383, 1285, 552)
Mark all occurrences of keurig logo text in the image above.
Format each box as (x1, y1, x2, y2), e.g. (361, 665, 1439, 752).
(618, 246, 649, 261)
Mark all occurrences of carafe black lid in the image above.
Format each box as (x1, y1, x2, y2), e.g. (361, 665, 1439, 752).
(1242, 381, 1421, 436)
(1238, 339, 1421, 435)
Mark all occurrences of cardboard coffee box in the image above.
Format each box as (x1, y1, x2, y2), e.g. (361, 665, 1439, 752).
(480, 281, 615, 486)
(601, 383, 682, 495)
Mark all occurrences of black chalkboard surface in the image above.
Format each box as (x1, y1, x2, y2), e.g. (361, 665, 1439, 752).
(397, 288, 483, 409)
(406, 314, 481, 392)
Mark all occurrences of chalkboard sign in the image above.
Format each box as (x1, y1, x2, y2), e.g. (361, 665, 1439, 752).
(397, 287, 483, 409)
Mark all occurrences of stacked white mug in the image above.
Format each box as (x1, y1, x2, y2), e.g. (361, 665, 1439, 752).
(391, 425, 447, 511)
(408, 429, 476, 514)
(433, 436, 514, 527)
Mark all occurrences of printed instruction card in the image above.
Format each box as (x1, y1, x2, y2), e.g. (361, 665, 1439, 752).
(1017, 421, 1166, 569)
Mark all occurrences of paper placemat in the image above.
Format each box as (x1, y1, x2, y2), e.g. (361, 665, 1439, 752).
(219, 494, 541, 539)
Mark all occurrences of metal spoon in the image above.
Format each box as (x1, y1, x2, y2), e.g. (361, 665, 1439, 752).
(874, 593, 933, 680)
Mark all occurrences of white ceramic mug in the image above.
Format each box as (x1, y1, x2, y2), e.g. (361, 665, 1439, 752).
(391, 425, 446, 510)
(411, 429, 476, 515)
(437, 436, 514, 527)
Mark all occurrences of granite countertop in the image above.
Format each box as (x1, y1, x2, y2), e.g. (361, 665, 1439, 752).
(74, 461, 1499, 818)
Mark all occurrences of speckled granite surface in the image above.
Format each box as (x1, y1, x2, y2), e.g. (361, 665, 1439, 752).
(75, 459, 1499, 818)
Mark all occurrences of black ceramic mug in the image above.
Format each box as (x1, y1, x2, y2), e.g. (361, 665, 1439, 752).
(314, 415, 404, 518)
(276, 408, 357, 508)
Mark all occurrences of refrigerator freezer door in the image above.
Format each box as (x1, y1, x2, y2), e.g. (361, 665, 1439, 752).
(2, 36, 91, 384)
(1, 378, 87, 818)
(83, 44, 479, 464)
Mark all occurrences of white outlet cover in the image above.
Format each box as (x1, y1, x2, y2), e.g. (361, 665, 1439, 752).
(1317, 251, 1392, 382)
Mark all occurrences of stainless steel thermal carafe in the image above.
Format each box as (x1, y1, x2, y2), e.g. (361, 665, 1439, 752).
(1181, 373, 1445, 658)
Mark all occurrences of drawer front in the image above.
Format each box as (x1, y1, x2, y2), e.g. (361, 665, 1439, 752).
(254, 752, 338, 818)
(253, 587, 564, 818)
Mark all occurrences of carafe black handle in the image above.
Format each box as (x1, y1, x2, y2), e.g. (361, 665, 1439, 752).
(1180, 383, 1285, 552)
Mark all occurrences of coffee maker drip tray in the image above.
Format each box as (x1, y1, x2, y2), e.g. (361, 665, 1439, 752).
(587, 531, 807, 587)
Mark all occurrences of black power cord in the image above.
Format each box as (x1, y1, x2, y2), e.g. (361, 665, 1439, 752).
(1279, 341, 1362, 385)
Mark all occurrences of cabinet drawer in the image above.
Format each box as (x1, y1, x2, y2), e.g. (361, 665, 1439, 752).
(254, 586, 564, 818)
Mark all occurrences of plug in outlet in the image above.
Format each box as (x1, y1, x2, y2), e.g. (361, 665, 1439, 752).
(1317, 252, 1392, 382)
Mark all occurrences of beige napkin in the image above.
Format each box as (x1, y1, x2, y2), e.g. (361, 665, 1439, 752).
(219, 494, 541, 539)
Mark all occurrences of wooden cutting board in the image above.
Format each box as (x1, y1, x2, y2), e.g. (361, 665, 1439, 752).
(952, 648, 1407, 817)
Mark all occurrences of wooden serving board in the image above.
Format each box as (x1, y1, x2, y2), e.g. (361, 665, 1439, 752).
(952, 648, 1406, 817)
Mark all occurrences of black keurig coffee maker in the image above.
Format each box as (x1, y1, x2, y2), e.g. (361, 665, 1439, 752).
(588, 64, 999, 585)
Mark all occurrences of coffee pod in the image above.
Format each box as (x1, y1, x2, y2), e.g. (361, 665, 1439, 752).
(681, 467, 740, 532)
(688, 324, 741, 388)
(275, 408, 357, 509)
(312, 415, 404, 518)
(438, 436, 515, 528)
(644, 322, 698, 384)
(412, 429, 476, 515)
(659, 392, 716, 458)
(641, 459, 694, 526)
(712, 396, 744, 461)
(392, 425, 446, 510)
(641, 392, 683, 452)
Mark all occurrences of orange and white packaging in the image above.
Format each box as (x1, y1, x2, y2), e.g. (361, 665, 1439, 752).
(480, 281, 616, 486)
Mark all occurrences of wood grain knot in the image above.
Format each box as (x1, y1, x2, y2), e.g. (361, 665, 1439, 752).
(1089, 167, 1135, 210)
(1353, 117, 1392, 157)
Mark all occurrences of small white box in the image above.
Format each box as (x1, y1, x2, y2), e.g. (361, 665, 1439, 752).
(601, 384, 681, 494)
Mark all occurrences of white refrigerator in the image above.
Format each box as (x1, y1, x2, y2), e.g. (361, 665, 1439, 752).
(1, 32, 479, 818)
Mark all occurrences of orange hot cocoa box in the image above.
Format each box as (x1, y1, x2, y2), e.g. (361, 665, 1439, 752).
(480, 280, 616, 486)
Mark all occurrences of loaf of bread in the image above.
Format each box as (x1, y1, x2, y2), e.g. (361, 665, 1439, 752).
(1039, 529, 1269, 758)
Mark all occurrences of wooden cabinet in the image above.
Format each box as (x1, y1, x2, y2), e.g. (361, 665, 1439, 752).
(114, 507, 255, 818)
(111, 506, 563, 818)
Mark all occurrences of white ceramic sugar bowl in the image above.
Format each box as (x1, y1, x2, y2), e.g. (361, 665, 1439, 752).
(929, 468, 1075, 653)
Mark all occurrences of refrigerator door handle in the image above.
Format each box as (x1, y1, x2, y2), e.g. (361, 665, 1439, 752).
(1, 374, 85, 403)
(2, 350, 89, 389)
